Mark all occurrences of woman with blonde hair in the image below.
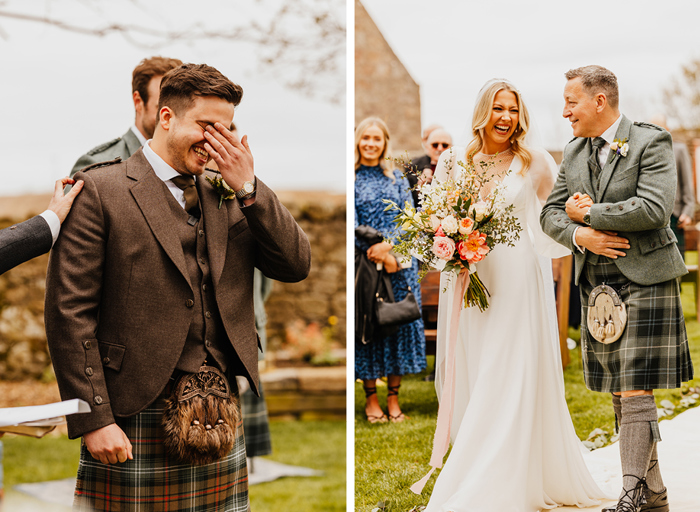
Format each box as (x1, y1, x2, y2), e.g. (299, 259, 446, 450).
(355, 116, 426, 423)
(419, 80, 612, 510)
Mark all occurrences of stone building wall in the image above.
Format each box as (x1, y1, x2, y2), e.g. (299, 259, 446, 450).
(355, 0, 422, 155)
(0, 191, 346, 380)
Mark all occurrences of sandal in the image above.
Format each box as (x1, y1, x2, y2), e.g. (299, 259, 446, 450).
(364, 385, 388, 424)
(387, 384, 409, 423)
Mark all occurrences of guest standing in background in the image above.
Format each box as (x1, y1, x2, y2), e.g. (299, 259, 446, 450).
(355, 116, 426, 424)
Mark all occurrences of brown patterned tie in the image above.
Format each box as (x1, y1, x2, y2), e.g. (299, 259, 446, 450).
(171, 175, 200, 214)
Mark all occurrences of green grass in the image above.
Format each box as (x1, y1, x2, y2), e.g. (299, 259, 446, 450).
(249, 420, 346, 512)
(1, 434, 81, 487)
(355, 280, 700, 512)
(1, 419, 346, 511)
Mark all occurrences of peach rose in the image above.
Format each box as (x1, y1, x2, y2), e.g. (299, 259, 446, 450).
(458, 217, 474, 235)
(432, 236, 456, 261)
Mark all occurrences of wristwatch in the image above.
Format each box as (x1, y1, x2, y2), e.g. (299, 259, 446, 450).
(583, 207, 591, 226)
(235, 178, 256, 200)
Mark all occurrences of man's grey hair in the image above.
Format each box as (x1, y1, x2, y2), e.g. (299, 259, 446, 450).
(565, 65, 619, 109)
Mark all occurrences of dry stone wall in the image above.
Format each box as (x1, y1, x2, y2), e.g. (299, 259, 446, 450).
(0, 190, 346, 380)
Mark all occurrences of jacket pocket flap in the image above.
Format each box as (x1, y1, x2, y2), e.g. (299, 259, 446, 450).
(228, 218, 249, 240)
(639, 227, 677, 255)
(98, 341, 126, 371)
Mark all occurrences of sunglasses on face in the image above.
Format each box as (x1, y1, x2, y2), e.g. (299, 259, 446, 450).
(431, 142, 450, 149)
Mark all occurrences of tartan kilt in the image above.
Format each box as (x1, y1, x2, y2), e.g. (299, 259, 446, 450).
(241, 380, 272, 458)
(580, 259, 694, 393)
(74, 389, 248, 512)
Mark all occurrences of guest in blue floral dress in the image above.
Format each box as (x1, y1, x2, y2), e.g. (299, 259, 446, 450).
(355, 117, 426, 423)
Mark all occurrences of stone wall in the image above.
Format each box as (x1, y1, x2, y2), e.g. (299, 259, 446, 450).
(0, 190, 346, 380)
(355, 0, 422, 154)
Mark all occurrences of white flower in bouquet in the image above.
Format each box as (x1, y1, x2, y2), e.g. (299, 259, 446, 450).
(382, 153, 521, 311)
(440, 215, 459, 235)
(429, 214, 442, 232)
(471, 201, 489, 221)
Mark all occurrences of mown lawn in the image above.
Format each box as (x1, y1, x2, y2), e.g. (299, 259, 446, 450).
(354, 280, 700, 512)
(1, 419, 346, 511)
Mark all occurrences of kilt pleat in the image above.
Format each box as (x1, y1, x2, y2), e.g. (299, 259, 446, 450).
(74, 394, 248, 512)
(580, 259, 694, 393)
(241, 381, 272, 458)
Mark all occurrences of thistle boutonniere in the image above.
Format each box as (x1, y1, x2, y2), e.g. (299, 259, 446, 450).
(205, 170, 235, 208)
(610, 138, 629, 158)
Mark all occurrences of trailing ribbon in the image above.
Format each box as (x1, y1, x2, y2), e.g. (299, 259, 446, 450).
(411, 270, 470, 494)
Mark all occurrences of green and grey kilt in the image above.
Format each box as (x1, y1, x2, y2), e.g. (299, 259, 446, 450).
(241, 381, 272, 458)
(580, 259, 694, 393)
(74, 393, 248, 512)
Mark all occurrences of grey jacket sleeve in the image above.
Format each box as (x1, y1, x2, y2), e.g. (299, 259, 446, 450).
(0, 215, 53, 275)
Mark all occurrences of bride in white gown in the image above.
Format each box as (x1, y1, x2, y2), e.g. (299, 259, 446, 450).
(422, 79, 612, 511)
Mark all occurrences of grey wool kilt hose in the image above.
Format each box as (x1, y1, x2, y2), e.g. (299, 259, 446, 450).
(73, 391, 249, 512)
(580, 258, 694, 393)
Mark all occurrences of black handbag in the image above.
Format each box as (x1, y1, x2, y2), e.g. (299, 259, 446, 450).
(374, 269, 422, 337)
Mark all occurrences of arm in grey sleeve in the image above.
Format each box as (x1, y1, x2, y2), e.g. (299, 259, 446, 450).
(0, 215, 53, 275)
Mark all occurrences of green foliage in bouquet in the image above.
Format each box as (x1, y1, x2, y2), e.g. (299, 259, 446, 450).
(382, 153, 522, 311)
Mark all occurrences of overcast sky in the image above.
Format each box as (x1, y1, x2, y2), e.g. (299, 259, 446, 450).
(362, 0, 700, 150)
(0, 0, 345, 196)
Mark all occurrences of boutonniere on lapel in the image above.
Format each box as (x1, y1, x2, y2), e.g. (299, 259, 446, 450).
(204, 170, 235, 209)
(610, 138, 629, 158)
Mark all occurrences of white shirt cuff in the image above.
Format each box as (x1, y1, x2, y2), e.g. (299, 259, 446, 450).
(39, 210, 61, 246)
(572, 226, 585, 254)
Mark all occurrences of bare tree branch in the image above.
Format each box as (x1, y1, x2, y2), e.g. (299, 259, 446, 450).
(0, 0, 345, 103)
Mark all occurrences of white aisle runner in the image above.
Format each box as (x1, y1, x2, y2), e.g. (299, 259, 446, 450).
(555, 405, 700, 511)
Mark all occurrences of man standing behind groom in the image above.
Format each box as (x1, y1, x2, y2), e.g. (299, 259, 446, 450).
(541, 65, 693, 512)
(45, 63, 311, 511)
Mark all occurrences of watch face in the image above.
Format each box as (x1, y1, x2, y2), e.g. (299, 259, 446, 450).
(244, 181, 254, 194)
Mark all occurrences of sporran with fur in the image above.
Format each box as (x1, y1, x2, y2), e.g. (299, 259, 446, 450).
(162, 365, 240, 465)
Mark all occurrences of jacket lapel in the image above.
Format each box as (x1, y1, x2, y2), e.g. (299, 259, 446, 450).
(579, 142, 597, 200)
(597, 115, 632, 199)
(199, 173, 230, 286)
(127, 150, 192, 289)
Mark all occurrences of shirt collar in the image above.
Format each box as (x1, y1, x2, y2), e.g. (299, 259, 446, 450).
(142, 141, 188, 183)
(600, 115, 623, 146)
(130, 124, 148, 147)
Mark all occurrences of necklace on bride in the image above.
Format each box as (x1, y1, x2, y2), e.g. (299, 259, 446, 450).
(474, 146, 515, 200)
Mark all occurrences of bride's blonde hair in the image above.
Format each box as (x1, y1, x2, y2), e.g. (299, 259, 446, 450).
(466, 79, 532, 175)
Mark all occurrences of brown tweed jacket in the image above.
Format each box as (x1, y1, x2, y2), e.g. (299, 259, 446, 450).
(45, 149, 311, 438)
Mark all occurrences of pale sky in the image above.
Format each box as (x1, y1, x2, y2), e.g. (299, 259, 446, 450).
(0, 0, 345, 196)
(361, 0, 700, 151)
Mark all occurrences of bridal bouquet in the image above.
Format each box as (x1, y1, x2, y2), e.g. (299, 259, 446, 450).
(384, 155, 521, 311)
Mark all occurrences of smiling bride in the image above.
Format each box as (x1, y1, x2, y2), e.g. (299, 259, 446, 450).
(417, 79, 613, 511)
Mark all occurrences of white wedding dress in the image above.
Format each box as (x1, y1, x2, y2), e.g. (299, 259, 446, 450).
(425, 147, 611, 512)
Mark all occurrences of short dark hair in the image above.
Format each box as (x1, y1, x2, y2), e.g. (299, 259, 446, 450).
(132, 56, 183, 105)
(158, 64, 244, 116)
(565, 65, 619, 109)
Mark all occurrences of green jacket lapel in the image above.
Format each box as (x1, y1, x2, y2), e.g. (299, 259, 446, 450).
(597, 115, 632, 199)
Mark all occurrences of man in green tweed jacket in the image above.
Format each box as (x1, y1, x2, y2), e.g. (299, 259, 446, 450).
(70, 56, 182, 177)
(541, 65, 693, 512)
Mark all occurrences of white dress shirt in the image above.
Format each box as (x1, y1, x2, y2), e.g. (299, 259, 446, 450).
(131, 124, 148, 147)
(40, 210, 61, 245)
(142, 141, 192, 210)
